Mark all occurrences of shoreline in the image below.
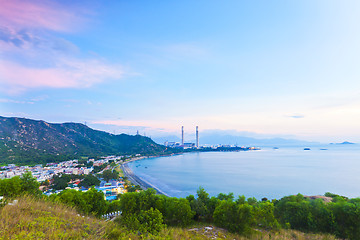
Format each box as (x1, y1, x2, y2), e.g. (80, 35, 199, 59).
(119, 149, 259, 197)
(121, 159, 170, 197)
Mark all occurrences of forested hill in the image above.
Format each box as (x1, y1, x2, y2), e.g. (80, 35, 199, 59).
(0, 116, 168, 165)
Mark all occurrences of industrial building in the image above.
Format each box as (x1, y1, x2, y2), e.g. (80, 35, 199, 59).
(164, 126, 199, 149)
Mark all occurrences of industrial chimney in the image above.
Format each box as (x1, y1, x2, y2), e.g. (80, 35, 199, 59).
(181, 126, 184, 145)
(196, 126, 199, 148)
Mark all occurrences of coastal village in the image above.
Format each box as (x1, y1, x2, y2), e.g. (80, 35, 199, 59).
(0, 155, 144, 201)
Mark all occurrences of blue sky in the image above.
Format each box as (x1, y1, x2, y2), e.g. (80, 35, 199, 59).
(1, 0, 360, 142)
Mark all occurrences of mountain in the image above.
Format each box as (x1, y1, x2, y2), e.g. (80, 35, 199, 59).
(0, 116, 168, 165)
(197, 133, 316, 147)
(338, 141, 355, 145)
(153, 130, 317, 147)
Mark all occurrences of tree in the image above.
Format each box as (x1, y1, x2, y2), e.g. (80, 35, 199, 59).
(217, 192, 234, 201)
(0, 176, 22, 197)
(83, 188, 108, 217)
(54, 188, 108, 217)
(253, 201, 280, 230)
(126, 185, 141, 192)
(107, 199, 121, 213)
(51, 174, 71, 190)
(101, 169, 119, 182)
(213, 200, 254, 234)
(160, 196, 194, 226)
(137, 208, 165, 234)
(187, 187, 210, 221)
(56, 189, 89, 214)
(78, 174, 100, 188)
(20, 171, 41, 196)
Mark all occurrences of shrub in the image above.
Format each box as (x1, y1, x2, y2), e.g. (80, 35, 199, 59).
(119, 208, 165, 234)
(213, 200, 254, 234)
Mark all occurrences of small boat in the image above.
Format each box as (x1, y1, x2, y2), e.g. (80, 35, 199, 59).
(304, 148, 311, 150)
(273, 147, 279, 149)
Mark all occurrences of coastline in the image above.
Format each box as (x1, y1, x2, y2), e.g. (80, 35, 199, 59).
(121, 159, 171, 197)
(119, 149, 258, 198)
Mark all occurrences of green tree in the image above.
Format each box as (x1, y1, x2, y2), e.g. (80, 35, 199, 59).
(274, 194, 313, 231)
(137, 207, 165, 234)
(83, 188, 108, 217)
(54, 188, 107, 217)
(119, 191, 139, 215)
(253, 201, 280, 230)
(217, 192, 234, 201)
(51, 174, 71, 190)
(330, 200, 360, 239)
(78, 174, 100, 188)
(102, 169, 119, 182)
(107, 199, 121, 213)
(156, 196, 194, 226)
(20, 171, 41, 196)
(126, 185, 141, 192)
(187, 187, 210, 221)
(213, 200, 254, 234)
(55, 189, 89, 214)
(0, 176, 22, 197)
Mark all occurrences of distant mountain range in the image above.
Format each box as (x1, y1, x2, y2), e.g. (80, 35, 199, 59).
(153, 131, 318, 147)
(0, 116, 168, 165)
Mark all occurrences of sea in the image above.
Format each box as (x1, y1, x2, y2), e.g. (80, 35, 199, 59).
(127, 144, 360, 200)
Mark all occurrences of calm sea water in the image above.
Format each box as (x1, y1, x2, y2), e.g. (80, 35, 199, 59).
(128, 145, 360, 199)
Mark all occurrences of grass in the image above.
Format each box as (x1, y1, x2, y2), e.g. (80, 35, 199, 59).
(0, 196, 112, 240)
(0, 196, 339, 240)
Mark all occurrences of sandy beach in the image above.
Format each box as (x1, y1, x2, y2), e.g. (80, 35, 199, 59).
(121, 160, 170, 197)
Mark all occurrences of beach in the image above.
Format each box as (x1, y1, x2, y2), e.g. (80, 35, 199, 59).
(121, 160, 170, 197)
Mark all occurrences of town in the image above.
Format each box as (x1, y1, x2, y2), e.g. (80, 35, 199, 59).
(0, 155, 143, 201)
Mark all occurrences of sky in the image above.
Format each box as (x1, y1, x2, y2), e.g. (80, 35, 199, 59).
(1, 0, 360, 143)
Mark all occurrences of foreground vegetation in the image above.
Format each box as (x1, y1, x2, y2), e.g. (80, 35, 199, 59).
(1, 172, 359, 239)
(0, 195, 338, 240)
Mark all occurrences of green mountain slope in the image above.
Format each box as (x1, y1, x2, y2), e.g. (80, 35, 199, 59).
(0, 116, 168, 165)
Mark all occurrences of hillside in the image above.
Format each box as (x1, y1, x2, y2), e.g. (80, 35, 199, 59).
(0, 196, 338, 240)
(0, 116, 168, 165)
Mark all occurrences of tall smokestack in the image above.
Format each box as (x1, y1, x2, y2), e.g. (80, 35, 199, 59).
(196, 126, 199, 148)
(181, 126, 184, 145)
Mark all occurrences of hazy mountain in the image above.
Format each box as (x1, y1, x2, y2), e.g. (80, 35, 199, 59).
(0, 116, 168, 165)
(152, 135, 182, 144)
(153, 130, 317, 147)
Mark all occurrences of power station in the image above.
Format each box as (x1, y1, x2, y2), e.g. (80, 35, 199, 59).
(164, 126, 200, 149)
(180, 126, 199, 149)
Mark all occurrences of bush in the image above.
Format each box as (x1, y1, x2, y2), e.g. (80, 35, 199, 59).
(156, 196, 194, 226)
(137, 208, 165, 234)
(253, 201, 280, 230)
(53, 188, 108, 217)
(0, 171, 40, 198)
(213, 200, 254, 234)
(119, 208, 165, 234)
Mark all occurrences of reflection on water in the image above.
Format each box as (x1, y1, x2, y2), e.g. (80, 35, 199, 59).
(128, 145, 360, 199)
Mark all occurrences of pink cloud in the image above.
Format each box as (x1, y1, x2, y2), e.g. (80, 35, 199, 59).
(0, 59, 123, 94)
(0, 0, 124, 95)
(0, 0, 85, 32)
